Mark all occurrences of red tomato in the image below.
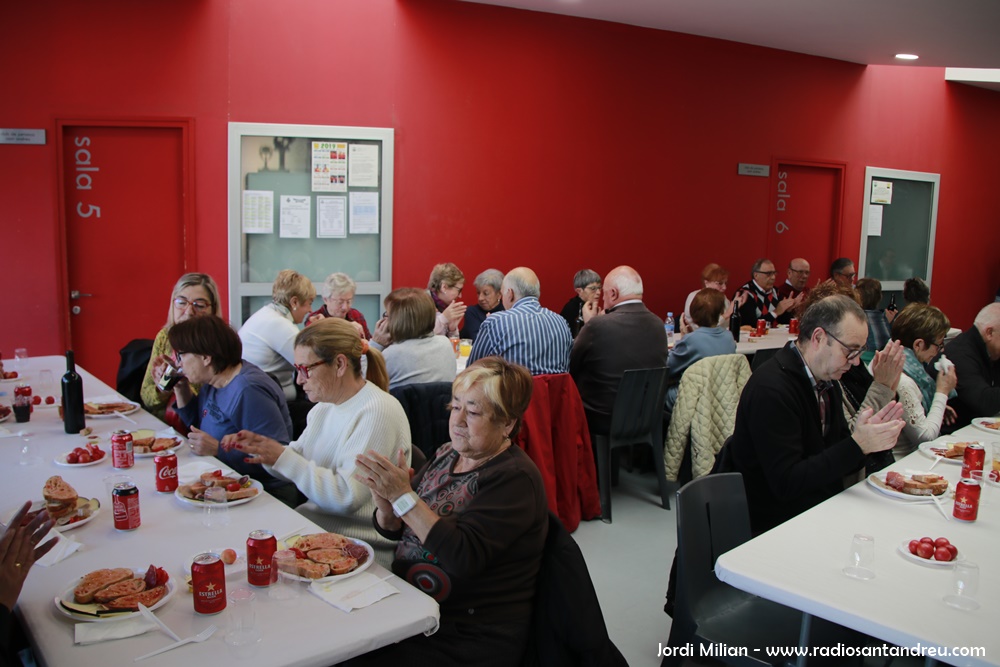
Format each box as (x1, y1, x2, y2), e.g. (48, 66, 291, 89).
(915, 542, 935, 559)
(946, 544, 958, 558)
(290, 548, 306, 560)
(908, 540, 920, 555)
(934, 537, 950, 547)
(45, 395, 55, 405)
(212, 469, 223, 477)
(226, 482, 241, 492)
(66, 452, 79, 464)
(934, 547, 953, 562)
(919, 537, 934, 544)
(77, 452, 92, 463)
(73, 447, 86, 456)
(93, 449, 105, 459)
(31, 395, 41, 405)
(155, 567, 170, 587)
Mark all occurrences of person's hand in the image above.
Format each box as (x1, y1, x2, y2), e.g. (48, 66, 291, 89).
(349, 321, 365, 339)
(679, 314, 694, 335)
(306, 312, 326, 326)
(853, 401, 905, 454)
(885, 308, 898, 324)
(935, 364, 957, 395)
(943, 405, 957, 426)
(372, 317, 392, 348)
(222, 430, 285, 466)
(150, 354, 175, 389)
(0, 501, 57, 610)
(774, 295, 797, 316)
(442, 300, 467, 326)
(187, 426, 220, 457)
(581, 300, 603, 323)
(732, 290, 749, 307)
(871, 340, 904, 392)
(354, 450, 412, 503)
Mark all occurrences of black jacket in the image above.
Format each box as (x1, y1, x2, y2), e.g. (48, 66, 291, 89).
(945, 326, 1000, 428)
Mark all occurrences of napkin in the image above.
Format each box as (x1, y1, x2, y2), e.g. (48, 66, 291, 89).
(177, 460, 236, 485)
(74, 618, 157, 645)
(934, 354, 955, 374)
(309, 573, 398, 612)
(35, 528, 82, 567)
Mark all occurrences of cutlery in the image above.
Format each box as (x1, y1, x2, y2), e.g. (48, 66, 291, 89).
(134, 625, 217, 661)
(928, 493, 951, 521)
(927, 455, 944, 471)
(114, 411, 138, 425)
(137, 603, 180, 642)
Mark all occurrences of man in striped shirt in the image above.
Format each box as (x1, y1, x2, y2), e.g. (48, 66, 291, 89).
(468, 267, 572, 375)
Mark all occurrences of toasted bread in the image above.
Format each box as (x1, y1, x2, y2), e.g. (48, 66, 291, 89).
(103, 585, 167, 611)
(74, 568, 135, 604)
(94, 578, 146, 604)
(295, 533, 350, 551)
(43, 476, 79, 520)
(227, 487, 258, 501)
(278, 559, 331, 579)
(307, 549, 358, 575)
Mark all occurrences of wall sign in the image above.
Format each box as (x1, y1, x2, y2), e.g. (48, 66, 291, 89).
(1, 128, 46, 145)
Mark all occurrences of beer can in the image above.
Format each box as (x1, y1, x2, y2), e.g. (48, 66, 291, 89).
(112, 481, 141, 530)
(246, 530, 278, 587)
(756, 319, 767, 336)
(192, 553, 227, 614)
(953, 478, 981, 522)
(789, 318, 800, 335)
(961, 443, 985, 479)
(154, 453, 179, 493)
(111, 430, 134, 469)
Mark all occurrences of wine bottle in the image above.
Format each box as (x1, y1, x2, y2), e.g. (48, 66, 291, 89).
(62, 350, 86, 434)
(729, 297, 742, 342)
(887, 293, 897, 311)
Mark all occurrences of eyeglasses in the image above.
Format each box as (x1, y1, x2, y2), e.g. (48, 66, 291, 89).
(929, 339, 945, 352)
(325, 297, 353, 307)
(754, 270, 777, 277)
(837, 272, 858, 280)
(789, 268, 811, 275)
(173, 297, 212, 312)
(293, 359, 329, 379)
(583, 284, 602, 292)
(822, 328, 866, 360)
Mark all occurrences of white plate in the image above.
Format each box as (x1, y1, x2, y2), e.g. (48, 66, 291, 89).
(917, 441, 967, 465)
(85, 401, 140, 419)
(279, 537, 375, 584)
(0, 375, 26, 384)
(971, 418, 1000, 435)
(183, 549, 247, 577)
(897, 540, 964, 568)
(55, 569, 176, 623)
(8, 499, 102, 532)
(54, 450, 108, 467)
(866, 472, 950, 503)
(0, 411, 9, 423)
(174, 479, 264, 508)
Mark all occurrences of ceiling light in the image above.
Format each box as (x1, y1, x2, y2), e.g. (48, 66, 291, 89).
(895, 54, 919, 61)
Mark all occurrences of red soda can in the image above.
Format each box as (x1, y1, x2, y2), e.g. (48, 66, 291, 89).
(789, 318, 800, 335)
(192, 553, 227, 614)
(756, 319, 767, 336)
(111, 481, 141, 530)
(247, 530, 278, 587)
(953, 478, 981, 522)
(154, 453, 179, 493)
(961, 443, 985, 479)
(111, 430, 134, 469)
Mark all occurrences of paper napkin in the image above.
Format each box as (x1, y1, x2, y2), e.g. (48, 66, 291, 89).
(935, 354, 955, 374)
(309, 572, 398, 612)
(74, 618, 157, 645)
(35, 528, 82, 567)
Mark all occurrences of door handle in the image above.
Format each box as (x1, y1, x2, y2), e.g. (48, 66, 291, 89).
(70, 291, 93, 300)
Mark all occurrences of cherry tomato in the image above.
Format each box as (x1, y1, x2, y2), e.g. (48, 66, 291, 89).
(934, 547, 953, 562)
(908, 540, 920, 555)
(31, 395, 41, 405)
(915, 542, 935, 559)
(212, 469, 223, 477)
(155, 567, 170, 587)
(946, 544, 958, 559)
(919, 537, 934, 544)
(934, 537, 950, 548)
(77, 452, 92, 464)
(226, 482, 241, 492)
(74, 447, 86, 456)
(45, 396, 55, 405)
(66, 452, 79, 464)
(290, 548, 306, 560)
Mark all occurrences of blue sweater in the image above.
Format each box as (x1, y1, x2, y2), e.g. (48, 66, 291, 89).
(667, 326, 737, 383)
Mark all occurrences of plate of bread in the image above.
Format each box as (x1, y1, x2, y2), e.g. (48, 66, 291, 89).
(56, 565, 175, 622)
(175, 470, 262, 507)
(83, 398, 140, 418)
(972, 418, 1000, 434)
(275, 532, 374, 583)
(128, 429, 184, 458)
(918, 440, 983, 464)
(7, 476, 102, 531)
(867, 471, 950, 501)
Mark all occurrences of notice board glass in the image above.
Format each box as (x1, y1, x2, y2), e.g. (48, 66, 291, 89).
(228, 123, 394, 326)
(858, 167, 939, 292)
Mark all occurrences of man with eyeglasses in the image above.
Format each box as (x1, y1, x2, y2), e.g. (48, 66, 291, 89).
(721, 295, 905, 535)
(735, 258, 800, 327)
(830, 257, 858, 288)
(944, 302, 1000, 429)
(775, 258, 811, 317)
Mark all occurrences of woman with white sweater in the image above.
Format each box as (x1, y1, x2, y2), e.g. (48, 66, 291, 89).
(223, 317, 412, 566)
(371, 287, 457, 390)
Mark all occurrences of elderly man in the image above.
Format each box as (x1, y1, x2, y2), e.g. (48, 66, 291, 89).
(468, 267, 572, 375)
(946, 302, 1000, 428)
(830, 257, 857, 288)
(735, 258, 799, 326)
(776, 258, 810, 301)
(569, 266, 667, 435)
(723, 295, 904, 534)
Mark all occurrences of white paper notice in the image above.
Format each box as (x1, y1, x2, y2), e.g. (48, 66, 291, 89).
(871, 180, 893, 204)
(349, 192, 379, 235)
(280, 195, 312, 239)
(242, 190, 274, 234)
(867, 204, 883, 236)
(317, 196, 347, 238)
(312, 141, 348, 192)
(348, 144, 380, 188)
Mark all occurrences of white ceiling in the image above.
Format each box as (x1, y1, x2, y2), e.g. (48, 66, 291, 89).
(458, 0, 1000, 82)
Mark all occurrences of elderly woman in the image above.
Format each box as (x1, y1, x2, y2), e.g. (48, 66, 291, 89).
(370, 288, 457, 390)
(306, 272, 371, 339)
(352, 357, 548, 665)
(880, 304, 957, 457)
(560, 269, 602, 338)
(856, 277, 897, 357)
(222, 318, 411, 565)
(681, 263, 735, 331)
(168, 315, 296, 505)
(666, 289, 736, 418)
(427, 262, 467, 337)
(238, 269, 316, 401)
(460, 268, 505, 340)
(142, 273, 222, 420)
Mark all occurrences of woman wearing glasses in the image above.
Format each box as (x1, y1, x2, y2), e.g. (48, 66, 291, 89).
(559, 268, 602, 338)
(879, 304, 957, 457)
(681, 263, 741, 331)
(142, 273, 222, 420)
(306, 272, 371, 339)
(221, 318, 411, 566)
(427, 262, 467, 337)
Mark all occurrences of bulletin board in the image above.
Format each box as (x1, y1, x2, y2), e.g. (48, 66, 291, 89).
(227, 122, 394, 326)
(858, 167, 939, 292)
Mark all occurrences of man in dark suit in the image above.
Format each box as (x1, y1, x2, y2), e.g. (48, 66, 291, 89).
(569, 265, 667, 436)
(946, 302, 1000, 428)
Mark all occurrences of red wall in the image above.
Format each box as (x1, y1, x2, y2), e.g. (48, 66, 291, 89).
(3, 0, 999, 382)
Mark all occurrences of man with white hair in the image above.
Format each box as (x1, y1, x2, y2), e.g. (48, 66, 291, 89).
(945, 302, 1000, 428)
(468, 267, 572, 375)
(570, 266, 667, 435)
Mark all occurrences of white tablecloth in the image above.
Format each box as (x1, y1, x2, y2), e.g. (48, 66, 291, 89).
(1, 356, 438, 667)
(716, 425, 1000, 667)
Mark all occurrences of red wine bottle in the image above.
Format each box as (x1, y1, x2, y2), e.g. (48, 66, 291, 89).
(62, 350, 86, 433)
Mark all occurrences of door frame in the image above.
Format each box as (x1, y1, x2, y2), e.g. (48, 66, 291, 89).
(767, 157, 846, 268)
(54, 118, 196, 350)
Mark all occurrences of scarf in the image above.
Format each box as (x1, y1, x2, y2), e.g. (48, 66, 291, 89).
(429, 289, 448, 313)
(902, 347, 936, 413)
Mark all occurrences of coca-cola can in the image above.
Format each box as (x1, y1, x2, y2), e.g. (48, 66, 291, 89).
(112, 481, 141, 530)
(961, 444, 986, 479)
(191, 553, 227, 614)
(154, 453, 179, 493)
(111, 430, 134, 469)
(247, 530, 278, 587)
(756, 319, 767, 336)
(953, 478, 981, 522)
(789, 318, 800, 335)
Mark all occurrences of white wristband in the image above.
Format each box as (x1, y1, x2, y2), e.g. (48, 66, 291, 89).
(391, 491, 419, 518)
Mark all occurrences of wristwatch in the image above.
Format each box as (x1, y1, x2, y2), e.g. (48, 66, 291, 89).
(391, 491, 419, 518)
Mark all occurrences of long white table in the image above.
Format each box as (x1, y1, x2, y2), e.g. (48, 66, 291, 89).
(716, 425, 1000, 667)
(671, 325, 795, 356)
(0, 356, 438, 667)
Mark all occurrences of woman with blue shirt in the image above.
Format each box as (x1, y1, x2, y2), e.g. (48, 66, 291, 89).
(168, 315, 298, 507)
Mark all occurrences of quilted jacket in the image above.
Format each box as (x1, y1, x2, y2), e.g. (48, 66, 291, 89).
(664, 354, 751, 480)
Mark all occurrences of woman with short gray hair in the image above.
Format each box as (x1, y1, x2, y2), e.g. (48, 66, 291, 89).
(306, 272, 372, 339)
(560, 269, 602, 338)
(460, 269, 505, 341)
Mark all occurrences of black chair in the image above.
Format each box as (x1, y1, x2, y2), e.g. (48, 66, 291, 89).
(116, 338, 154, 405)
(750, 347, 779, 372)
(591, 367, 670, 522)
(389, 382, 453, 460)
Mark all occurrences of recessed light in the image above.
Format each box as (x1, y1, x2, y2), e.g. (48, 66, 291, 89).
(895, 54, 919, 61)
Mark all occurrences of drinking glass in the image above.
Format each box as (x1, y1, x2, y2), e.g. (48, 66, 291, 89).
(268, 551, 301, 606)
(19, 436, 41, 466)
(37, 370, 55, 401)
(202, 486, 230, 529)
(944, 561, 980, 610)
(13, 348, 28, 373)
(970, 470, 991, 506)
(459, 339, 473, 357)
(225, 585, 262, 657)
(843, 534, 876, 580)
